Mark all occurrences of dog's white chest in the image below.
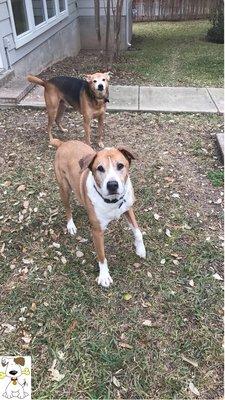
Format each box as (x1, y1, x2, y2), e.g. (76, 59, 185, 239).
(86, 173, 134, 230)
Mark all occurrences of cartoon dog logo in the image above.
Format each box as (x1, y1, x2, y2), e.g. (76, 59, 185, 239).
(0, 357, 30, 399)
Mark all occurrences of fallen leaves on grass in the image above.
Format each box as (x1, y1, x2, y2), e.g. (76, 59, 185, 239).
(189, 279, 195, 287)
(123, 293, 132, 301)
(76, 250, 84, 258)
(181, 355, 198, 368)
(49, 359, 65, 382)
(165, 228, 171, 237)
(189, 381, 200, 396)
(112, 376, 120, 388)
(212, 273, 223, 281)
(118, 342, 133, 349)
(17, 184, 26, 192)
(66, 320, 77, 339)
(142, 319, 152, 327)
(1, 323, 16, 333)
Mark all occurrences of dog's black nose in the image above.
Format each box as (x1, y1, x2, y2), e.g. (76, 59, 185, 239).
(98, 84, 104, 91)
(9, 370, 17, 376)
(107, 180, 119, 193)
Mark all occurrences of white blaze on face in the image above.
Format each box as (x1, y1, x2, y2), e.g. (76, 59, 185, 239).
(5, 359, 22, 378)
(93, 76, 106, 91)
(102, 157, 124, 197)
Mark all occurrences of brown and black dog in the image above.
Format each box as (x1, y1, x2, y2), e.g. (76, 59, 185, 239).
(27, 72, 110, 148)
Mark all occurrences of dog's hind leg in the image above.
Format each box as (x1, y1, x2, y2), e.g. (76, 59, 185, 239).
(59, 178, 77, 235)
(124, 208, 146, 258)
(44, 92, 59, 142)
(56, 101, 68, 133)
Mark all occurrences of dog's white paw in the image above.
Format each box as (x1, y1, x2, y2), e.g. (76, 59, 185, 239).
(97, 259, 113, 287)
(67, 218, 77, 235)
(135, 241, 146, 258)
(97, 271, 113, 287)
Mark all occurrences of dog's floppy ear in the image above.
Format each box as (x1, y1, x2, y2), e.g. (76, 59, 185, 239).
(1, 358, 8, 367)
(14, 357, 25, 366)
(117, 146, 136, 165)
(79, 152, 97, 172)
(104, 71, 111, 81)
(85, 74, 92, 83)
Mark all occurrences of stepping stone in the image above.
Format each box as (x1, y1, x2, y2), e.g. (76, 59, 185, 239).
(0, 78, 33, 105)
(207, 88, 224, 114)
(216, 133, 224, 160)
(20, 85, 45, 107)
(140, 87, 218, 113)
(108, 85, 139, 111)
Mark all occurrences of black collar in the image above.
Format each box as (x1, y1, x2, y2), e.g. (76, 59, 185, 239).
(94, 185, 126, 208)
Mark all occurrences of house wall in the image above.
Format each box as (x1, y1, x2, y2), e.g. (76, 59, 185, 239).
(0, 0, 81, 76)
(78, 0, 132, 50)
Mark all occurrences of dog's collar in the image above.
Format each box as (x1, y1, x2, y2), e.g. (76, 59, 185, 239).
(94, 185, 126, 208)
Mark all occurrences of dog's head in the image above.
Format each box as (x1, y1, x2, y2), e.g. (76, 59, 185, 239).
(79, 146, 135, 199)
(85, 72, 110, 98)
(1, 357, 25, 378)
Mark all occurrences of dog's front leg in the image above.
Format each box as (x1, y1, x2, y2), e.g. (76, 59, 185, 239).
(92, 228, 113, 287)
(83, 116, 91, 146)
(97, 113, 104, 148)
(125, 208, 146, 258)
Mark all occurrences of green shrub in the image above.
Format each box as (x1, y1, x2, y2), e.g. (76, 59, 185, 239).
(207, 0, 224, 43)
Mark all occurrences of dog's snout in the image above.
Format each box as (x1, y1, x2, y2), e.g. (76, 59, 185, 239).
(107, 180, 119, 193)
(98, 83, 104, 91)
(9, 370, 17, 376)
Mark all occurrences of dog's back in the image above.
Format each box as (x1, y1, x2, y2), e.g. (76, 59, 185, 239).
(48, 76, 88, 107)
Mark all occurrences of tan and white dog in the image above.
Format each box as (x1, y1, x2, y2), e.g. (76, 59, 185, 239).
(1, 357, 28, 399)
(54, 139, 146, 287)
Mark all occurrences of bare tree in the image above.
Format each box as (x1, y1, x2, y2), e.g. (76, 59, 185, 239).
(94, 0, 102, 52)
(111, 0, 124, 59)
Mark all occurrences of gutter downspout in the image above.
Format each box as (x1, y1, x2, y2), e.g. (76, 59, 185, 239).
(126, 0, 132, 48)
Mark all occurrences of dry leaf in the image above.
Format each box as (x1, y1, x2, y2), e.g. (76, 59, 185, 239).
(142, 319, 152, 327)
(53, 242, 60, 248)
(118, 342, 133, 349)
(181, 355, 198, 368)
(1, 323, 16, 333)
(76, 250, 84, 258)
(212, 273, 223, 281)
(154, 213, 160, 221)
(22, 334, 31, 344)
(189, 279, 194, 287)
(166, 229, 171, 237)
(123, 293, 132, 301)
(160, 259, 166, 265)
(23, 200, 29, 209)
(61, 256, 67, 265)
(66, 320, 77, 338)
(17, 184, 26, 192)
(189, 382, 200, 396)
(30, 302, 37, 312)
(49, 359, 65, 382)
(112, 376, 120, 388)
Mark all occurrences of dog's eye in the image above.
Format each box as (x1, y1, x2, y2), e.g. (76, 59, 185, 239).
(102, 78, 105, 81)
(93, 80, 97, 83)
(117, 163, 124, 170)
(97, 165, 105, 173)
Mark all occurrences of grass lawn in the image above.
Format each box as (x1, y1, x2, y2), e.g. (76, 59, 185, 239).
(0, 109, 223, 399)
(41, 20, 224, 87)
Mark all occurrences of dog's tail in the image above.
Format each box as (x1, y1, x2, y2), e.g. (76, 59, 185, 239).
(50, 138, 63, 148)
(27, 74, 46, 87)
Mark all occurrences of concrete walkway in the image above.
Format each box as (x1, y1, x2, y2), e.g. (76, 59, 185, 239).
(16, 84, 224, 114)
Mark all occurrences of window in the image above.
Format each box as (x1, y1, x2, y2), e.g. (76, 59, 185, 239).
(9, 0, 68, 48)
(11, 0, 29, 35)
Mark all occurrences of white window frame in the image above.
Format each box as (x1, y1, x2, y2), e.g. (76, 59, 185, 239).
(7, 0, 68, 49)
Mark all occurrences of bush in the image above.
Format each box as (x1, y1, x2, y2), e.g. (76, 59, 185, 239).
(206, 0, 224, 43)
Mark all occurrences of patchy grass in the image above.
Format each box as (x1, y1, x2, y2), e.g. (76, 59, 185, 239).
(40, 20, 224, 87)
(0, 109, 223, 399)
(207, 170, 224, 187)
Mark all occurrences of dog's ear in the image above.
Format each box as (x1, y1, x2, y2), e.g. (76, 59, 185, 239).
(14, 357, 25, 366)
(85, 74, 92, 83)
(1, 358, 9, 367)
(117, 146, 136, 165)
(79, 152, 97, 172)
(104, 71, 111, 81)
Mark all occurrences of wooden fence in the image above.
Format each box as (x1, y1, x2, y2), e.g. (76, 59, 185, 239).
(132, 0, 214, 21)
